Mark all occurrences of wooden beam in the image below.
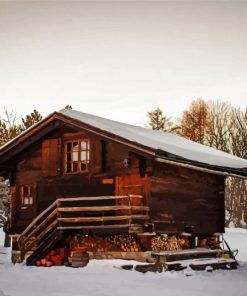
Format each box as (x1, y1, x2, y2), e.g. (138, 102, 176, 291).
(131, 206, 150, 211)
(155, 157, 247, 179)
(58, 195, 143, 202)
(57, 224, 131, 230)
(58, 214, 149, 223)
(131, 215, 150, 220)
(57, 216, 131, 223)
(58, 205, 150, 212)
(58, 205, 131, 212)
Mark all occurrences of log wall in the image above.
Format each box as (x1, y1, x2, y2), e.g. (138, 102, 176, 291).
(10, 128, 148, 233)
(150, 162, 225, 234)
(9, 125, 225, 236)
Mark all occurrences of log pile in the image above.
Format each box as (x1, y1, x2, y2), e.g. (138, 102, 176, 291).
(151, 235, 187, 252)
(105, 235, 141, 252)
(80, 236, 110, 252)
(207, 236, 220, 249)
(70, 234, 141, 252)
(36, 248, 70, 267)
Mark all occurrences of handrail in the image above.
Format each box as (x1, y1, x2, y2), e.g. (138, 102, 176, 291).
(20, 209, 58, 247)
(20, 199, 58, 238)
(18, 195, 149, 261)
(57, 194, 143, 202)
(57, 205, 150, 212)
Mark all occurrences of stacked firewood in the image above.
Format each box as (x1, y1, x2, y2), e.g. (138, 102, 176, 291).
(80, 236, 111, 252)
(70, 235, 141, 252)
(105, 235, 141, 252)
(36, 248, 70, 267)
(151, 235, 186, 252)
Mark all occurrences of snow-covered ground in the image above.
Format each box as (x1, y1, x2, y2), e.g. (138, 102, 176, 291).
(0, 228, 247, 296)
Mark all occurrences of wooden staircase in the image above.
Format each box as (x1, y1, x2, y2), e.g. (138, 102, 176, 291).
(17, 195, 150, 265)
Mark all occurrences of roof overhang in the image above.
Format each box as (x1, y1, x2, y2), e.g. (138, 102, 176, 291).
(155, 156, 247, 179)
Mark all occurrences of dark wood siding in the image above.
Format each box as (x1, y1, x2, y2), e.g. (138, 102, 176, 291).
(150, 162, 225, 234)
(8, 124, 225, 236)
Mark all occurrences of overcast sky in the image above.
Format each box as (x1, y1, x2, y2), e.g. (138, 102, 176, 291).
(0, 1, 247, 126)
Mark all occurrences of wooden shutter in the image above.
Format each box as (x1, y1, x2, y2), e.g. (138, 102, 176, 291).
(42, 138, 61, 177)
(91, 139, 102, 173)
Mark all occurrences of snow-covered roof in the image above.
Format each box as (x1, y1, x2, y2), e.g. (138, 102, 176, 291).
(59, 109, 247, 171)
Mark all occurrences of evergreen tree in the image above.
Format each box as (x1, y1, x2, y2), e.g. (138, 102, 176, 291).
(147, 108, 179, 133)
(0, 109, 42, 147)
(65, 104, 72, 110)
(21, 109, 42, 131)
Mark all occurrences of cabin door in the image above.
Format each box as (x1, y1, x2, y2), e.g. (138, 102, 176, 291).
(115, 174, 149, 206)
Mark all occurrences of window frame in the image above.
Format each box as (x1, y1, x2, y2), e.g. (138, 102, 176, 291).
(64, 138, 91, 174)
(19, 185, 34, 208)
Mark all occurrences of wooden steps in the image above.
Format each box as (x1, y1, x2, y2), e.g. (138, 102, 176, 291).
(152, 248, 223, 262)
(120, 257, 237, 273)
(17, 195, 149, 264)
(26, 228, 62, 266)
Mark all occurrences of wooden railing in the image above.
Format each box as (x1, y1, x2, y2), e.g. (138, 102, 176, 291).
(18, 195, 150, 260)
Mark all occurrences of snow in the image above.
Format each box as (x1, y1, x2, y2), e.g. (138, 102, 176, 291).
(0, 228, 247, 296)
(59, 109, 247, 170)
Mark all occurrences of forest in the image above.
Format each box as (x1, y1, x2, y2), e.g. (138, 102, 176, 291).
(0, 100, 246, 230)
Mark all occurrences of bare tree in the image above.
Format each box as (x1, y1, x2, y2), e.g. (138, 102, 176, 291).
(207, 101, 233, 152)
(0, 109, 21, 146)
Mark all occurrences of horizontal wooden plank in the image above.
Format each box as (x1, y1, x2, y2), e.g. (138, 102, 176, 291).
(58, 195, 143, 202)
(57, 216, 131, 223)
(58, 205, 131, 212)
(132, 206, 150, 211)
(58, 205, 150, 212)
(131, 215, 150, 220)
(58, 214, 149, 223)
(122, 184, 142, 188)
(57, 224, 131, 230)
(152, 248, 222, 256)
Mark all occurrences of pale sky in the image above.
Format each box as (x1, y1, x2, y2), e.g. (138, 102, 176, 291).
(0, 1, 247, 126)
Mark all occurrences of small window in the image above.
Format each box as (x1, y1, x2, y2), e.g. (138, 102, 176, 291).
(20, 185, 33, 207)
(65, 139, 90, 173)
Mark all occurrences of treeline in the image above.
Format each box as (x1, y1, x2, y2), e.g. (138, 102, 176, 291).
(0, 104, 72, 146)
(147, 99, 247, 228)
(0, 109, 42, 146)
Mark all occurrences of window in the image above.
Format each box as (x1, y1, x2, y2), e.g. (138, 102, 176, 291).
(65, 139, 90, 173)
(20, 185, 33, 207)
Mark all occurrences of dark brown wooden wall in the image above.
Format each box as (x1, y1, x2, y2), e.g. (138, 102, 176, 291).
(9, 125, 225, 235)
(150, 162, 225, 234)
(10, 128, 146, 233)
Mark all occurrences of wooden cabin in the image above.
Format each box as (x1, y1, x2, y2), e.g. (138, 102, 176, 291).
(0, 109, 246, 266)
